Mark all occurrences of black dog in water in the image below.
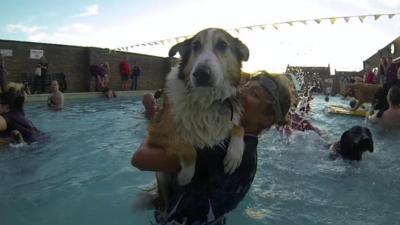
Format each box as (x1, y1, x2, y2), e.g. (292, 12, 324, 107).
(329, 126, 374, 161)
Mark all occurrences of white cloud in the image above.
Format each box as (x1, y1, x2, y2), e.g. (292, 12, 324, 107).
(73, 4, 99, 17)
(6, 24, 46, 34)
(58, 23, 93, 33)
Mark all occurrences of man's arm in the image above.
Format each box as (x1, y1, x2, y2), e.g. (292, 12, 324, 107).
(131, 139, 180, 173)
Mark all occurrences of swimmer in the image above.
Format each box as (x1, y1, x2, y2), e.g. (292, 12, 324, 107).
(142, 93, 156, 120)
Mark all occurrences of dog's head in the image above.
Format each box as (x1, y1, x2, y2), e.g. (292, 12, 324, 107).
(169, 28, 249, 90)
(338, 126, 374, 161)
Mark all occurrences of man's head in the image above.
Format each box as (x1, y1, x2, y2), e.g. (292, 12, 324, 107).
(240, 71, 291, 134)
(142, 93, 155, 110)
(50, 80, 59, 93)
(338, 126, 374, 161)
(387, 86, 400, 107)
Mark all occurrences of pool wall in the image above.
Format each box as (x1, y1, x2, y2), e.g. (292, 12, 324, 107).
(26, 90, 151, 102)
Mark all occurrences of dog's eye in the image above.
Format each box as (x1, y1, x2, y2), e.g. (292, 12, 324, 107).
(192, 41, 201, 52)
(215, 41, 228, 51)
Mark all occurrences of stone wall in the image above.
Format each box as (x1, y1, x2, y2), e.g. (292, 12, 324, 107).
(0, 39, 170, 92)
(89, 48, 170, 91)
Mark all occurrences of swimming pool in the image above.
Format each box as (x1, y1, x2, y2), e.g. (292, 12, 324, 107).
(1, 96, 399, 225)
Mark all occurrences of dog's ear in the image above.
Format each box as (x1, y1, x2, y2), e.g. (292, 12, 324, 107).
(234, 38, 249, 62)
(169, 38, 192, 58)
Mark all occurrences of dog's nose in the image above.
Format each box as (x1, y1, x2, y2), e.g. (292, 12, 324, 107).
(193, 65, 212, 87)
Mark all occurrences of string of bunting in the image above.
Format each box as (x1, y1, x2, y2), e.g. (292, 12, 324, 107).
(110, 12, 400, 53)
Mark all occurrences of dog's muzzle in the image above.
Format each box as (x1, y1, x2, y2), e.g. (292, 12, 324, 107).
(192, 65, 212, 87)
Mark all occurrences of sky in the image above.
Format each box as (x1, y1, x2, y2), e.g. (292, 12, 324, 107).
(0, 0, 400, 73)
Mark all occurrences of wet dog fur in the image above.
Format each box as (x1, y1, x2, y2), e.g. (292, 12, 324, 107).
(147, 28, 249, 210)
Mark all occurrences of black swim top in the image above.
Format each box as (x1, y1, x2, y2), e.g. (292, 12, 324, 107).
(155, 135, 258, 225)
(1, 110, 45, 144)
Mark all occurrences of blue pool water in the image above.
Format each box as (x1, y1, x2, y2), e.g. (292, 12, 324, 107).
(1, 96, 399, 225)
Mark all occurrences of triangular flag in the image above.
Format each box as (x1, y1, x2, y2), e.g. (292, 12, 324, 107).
(153, 42, 158, 45)
(344, 17, 350, 22)
(300, 20, 307, 25)
(314, 19, 321, 24)
(130, 46, 134, 48)
(287, 21, 293, 26)
(175, 38, 180, 42)
(160, 40, 164, 45)
(329, 17, 336, 24)
(235, 28, 240, 33)
(272, 24, 279, 30)
(141, 44, 146, 46)
(359, 16, 366, 23)
(259, 25, 266, 30)
(388, 14, 395, 19)
(374, 15, 381, 20)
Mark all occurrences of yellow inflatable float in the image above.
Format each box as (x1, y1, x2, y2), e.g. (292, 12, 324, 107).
(328, 105, 368, 117)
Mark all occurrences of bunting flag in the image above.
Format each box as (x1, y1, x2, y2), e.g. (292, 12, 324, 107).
(300, 20, 307, 25)
(113, 12, 400, 52)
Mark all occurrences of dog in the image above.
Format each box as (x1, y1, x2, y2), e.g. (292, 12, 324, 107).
(329, 126, 373, 161)
(0, 130, 26, 148)
(343, 83, 382, 110)
(147, 28, 249, 210)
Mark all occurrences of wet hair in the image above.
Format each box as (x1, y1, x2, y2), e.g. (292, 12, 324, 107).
(388, 86, 400, 106)
(0, 88, 25, 111)
(250, 71, 292, 126)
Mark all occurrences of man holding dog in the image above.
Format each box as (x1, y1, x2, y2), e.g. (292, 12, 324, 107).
(132, 71, 292, 225)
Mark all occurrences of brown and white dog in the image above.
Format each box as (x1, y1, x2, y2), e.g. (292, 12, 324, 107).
(344, 83, 382, 110)
(147, 28, 249, 209)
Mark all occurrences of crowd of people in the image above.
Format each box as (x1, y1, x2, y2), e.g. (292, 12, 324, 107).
(88, 57, 142, 96)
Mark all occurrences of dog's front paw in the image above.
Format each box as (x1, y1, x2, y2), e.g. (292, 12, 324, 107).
(177, 164, 195, 186)
(223, 136, 244, 174)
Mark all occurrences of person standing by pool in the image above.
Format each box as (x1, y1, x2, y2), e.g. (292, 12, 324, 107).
(0, 55, 7, 93)
(131, 63, 141, 90)
(0, 88, 45, 144)
(132, 71, 292, 225)
(89, 63, 107, 92)
(47, 80, 64, 110)
(119, 57, 131, 91)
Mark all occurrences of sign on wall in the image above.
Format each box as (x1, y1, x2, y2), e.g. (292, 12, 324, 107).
(30, 49, 44, 59)
(0, 49, 13, 57)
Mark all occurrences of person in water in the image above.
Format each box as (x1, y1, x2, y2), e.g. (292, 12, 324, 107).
(132, 71, 292, 225)
(0, 88, 46, 144)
